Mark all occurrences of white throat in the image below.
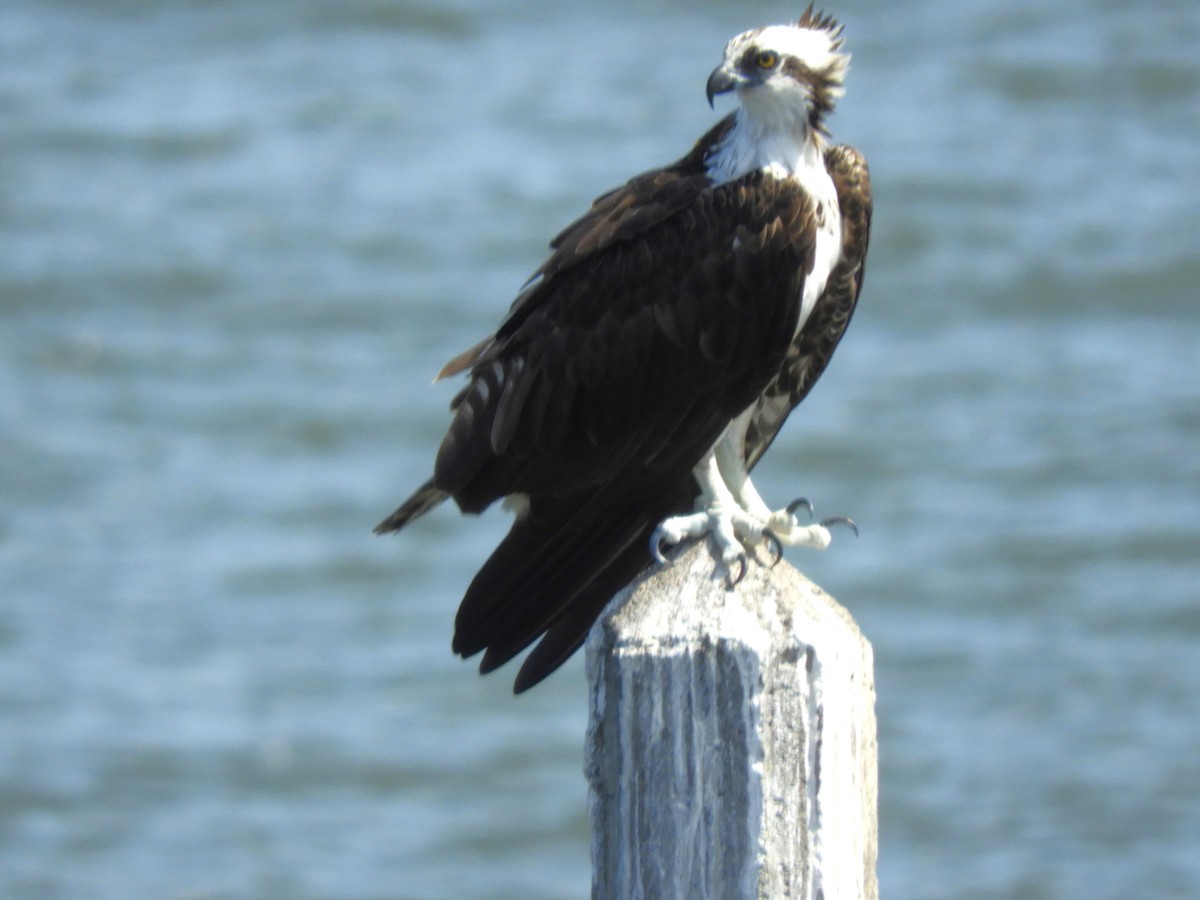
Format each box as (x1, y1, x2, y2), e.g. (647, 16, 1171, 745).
(706, 107, 825, 186)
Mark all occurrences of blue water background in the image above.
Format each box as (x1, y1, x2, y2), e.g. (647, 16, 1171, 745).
(2, 0, 1198, 896)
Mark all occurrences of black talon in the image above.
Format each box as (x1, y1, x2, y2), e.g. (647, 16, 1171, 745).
(650, 530, 673, 565)
(762, 528, 784, 567)
(726, 552, 748, 589)
(787, 497, 814, 519)
(820, 515, 859, 537)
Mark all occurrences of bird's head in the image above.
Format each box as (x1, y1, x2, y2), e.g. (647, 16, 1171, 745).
(706, 6, 849, 135)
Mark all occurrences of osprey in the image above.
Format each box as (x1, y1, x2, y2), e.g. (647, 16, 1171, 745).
(377, 7, 872, 692)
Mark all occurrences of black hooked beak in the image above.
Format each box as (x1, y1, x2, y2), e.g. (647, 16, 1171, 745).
(706, 65, 740, 108)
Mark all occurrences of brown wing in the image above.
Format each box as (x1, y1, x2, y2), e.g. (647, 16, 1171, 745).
(376, 125, 832, 693)
(434, 166, 818, 515)
(425, 170, 820, 692)
(743, 142, 872, 469)
(432, 115, 738, 382)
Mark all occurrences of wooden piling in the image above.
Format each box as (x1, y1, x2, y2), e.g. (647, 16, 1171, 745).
(585, 539, 878, 900)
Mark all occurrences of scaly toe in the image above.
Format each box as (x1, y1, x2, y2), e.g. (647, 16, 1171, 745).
(650, 506, 768, 584)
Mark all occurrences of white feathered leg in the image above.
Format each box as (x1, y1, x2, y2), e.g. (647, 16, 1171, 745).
(650, 411, 853, 583)
(650, 450, 767, 579)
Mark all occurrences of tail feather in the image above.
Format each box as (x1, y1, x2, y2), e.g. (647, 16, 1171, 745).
(452, 489, 644, 664)
(374, 478, 450, 534)
(512, 538, 654, 692)
(453, 480, 696, 691)
(474, 513, 644, 675)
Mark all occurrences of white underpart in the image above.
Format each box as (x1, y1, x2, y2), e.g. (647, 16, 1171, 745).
(653, 23, 849, 571)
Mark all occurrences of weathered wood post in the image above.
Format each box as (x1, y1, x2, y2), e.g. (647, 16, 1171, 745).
(585, 538, 877, 900)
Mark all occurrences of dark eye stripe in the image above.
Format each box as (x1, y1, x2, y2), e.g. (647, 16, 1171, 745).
(738, 46, 780, 74)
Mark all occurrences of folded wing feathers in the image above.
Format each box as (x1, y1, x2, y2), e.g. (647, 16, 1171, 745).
(396, 155, 829, 689)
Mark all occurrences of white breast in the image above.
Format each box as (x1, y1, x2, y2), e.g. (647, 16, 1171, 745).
(707, 111, 843, 338)
(794, 160, 841, 338)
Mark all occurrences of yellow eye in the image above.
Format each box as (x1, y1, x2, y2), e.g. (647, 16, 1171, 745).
(756, 50, 778, 69)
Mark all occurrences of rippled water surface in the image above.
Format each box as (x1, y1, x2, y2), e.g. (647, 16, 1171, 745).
(2, 0, 1198, 897)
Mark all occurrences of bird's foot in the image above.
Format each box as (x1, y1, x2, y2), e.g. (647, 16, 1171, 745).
(649, 497, 858, 588)
(650, 504, 782, 588)
(762, 497, 858, 550)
